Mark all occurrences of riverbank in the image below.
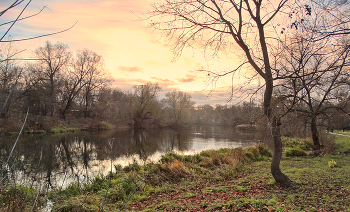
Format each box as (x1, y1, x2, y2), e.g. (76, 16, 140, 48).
(0, 115, 124, 135)
(52, 135, 350, 211)
(1, 134, 350, 211)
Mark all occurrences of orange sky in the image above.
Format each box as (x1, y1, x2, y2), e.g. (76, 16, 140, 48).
(1, 0, 259, 106)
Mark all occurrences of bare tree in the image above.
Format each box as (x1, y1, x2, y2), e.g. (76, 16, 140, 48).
(0, 42, 23, 118)
(60, 49, 103, 119)
(1, 0, 76, 120)
(147, 0, 294, 185)
(274, 30, 350, 154)
(78, 50, 111, 118)
(32, 41, 71, 116)
(298, 0, 350, 40)
(162, 90, 195, 126)
(131, 83, 162, 128)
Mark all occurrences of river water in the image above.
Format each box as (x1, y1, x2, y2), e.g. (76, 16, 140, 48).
(0, 125, 257, 188)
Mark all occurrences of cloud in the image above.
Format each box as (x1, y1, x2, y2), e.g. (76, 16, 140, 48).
(150, 77, 176, 88)
(150, 77, 173, 83)
(118, 66, 144, 73)
(176, 74, 199, 83)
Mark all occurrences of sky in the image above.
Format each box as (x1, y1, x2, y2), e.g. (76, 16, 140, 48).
(0, 0, 259, 106)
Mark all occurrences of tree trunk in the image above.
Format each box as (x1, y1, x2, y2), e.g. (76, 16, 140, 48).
(49, 76, 55, 117)
(310, 115, 321, 156)
(84, 90, 90, 118)
(133, 116, 144, 129)
(265, 79, 293, 186)
(61, 100, 71, 120)
(271, 117, 293, 186)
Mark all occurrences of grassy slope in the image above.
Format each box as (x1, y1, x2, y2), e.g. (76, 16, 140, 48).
(46, 135, 350, 211)
(128, 136, 350, 211)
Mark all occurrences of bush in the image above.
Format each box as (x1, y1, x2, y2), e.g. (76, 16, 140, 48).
(161, 159, 187, 176)
(318, 132, 338, 154)
(283, 137, 313, 150)
(123, 160, 141, 172)
(256, 143, 272, 157)
(285, 148, 307, 157)
(328, 160, 338, 168)
(160, 152, 184, 163)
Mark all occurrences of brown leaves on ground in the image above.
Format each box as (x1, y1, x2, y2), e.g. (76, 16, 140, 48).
(128, 159, 350, 212)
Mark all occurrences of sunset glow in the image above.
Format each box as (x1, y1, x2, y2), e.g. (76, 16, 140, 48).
(0, 0, 255, 105)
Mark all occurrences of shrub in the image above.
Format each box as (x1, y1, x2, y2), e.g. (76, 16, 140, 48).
(160, 152, 184, 163)
(85, 174, 107, 192)
(0, 185, 42, 211)
(245, 147, 260, 158)
(328, 160, 338, 168)
(200, 150, 211, 157)
(230, 148, 246, 162)
(319, 132, 338, 154)
(161, 159, 187, 175)
(199, 157, 214, 168)
(210, 151, 221, 166)
(245, 151, 255, 161)
(283, 137, 313, 150)
(285, 148, 307, 157)
(256, 143, 272, 157)
(123, 160, 141, 172)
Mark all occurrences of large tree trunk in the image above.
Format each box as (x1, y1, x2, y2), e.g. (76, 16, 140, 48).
(310, 115, 321, 156)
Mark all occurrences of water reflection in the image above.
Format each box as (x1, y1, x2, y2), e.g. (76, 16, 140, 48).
(0, 126, 257, 188)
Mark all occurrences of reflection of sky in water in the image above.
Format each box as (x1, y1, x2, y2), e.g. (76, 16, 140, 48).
(1, 127, 258, 189)
(48, 138, 257, 188)
(189, 138, 256, 152)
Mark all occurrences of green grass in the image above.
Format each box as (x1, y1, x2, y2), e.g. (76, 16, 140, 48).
(334, 130, 350, 136)
(333, 134, 350, 151)
(2, 136, 350, 211)
(49, 137, 350, 211)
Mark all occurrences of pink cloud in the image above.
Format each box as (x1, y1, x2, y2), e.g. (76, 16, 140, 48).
(118, 66, 144, 73)
(176, 74, 201, 83)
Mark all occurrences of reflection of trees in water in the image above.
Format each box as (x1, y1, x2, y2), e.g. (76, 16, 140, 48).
(168, 129, 192, 151)
(0, 127, 252, 187)
(111, 129, 191, 162)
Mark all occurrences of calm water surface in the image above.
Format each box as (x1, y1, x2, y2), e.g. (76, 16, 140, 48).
(0, 126, 257, 188)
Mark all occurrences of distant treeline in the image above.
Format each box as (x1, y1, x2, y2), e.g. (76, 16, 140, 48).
(1, 41, 350, 135)
(0, 41, 263, 132)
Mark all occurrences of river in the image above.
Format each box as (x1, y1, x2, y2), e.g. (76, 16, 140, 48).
(0, 125, 257, 188)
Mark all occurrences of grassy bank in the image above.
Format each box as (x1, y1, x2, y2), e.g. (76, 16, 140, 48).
(1, 134, 350, 211)
(49, 134, 350, 212)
